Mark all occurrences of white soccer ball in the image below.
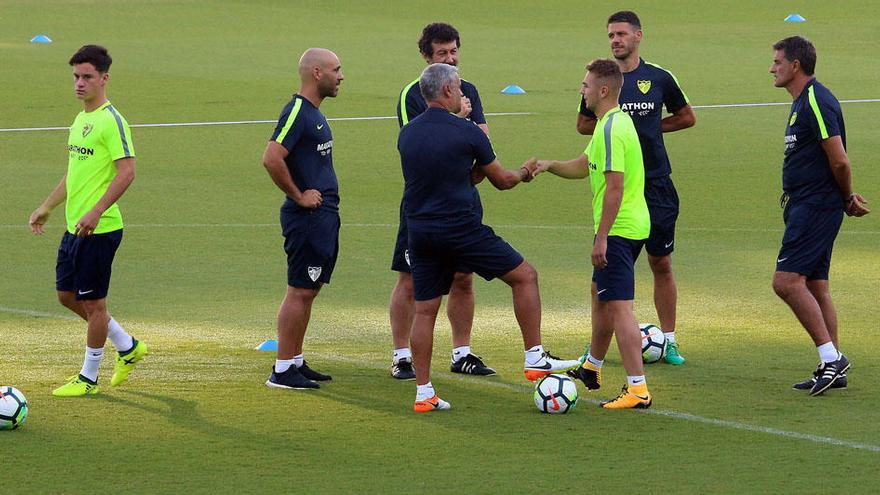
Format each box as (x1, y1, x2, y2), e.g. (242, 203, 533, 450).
(640, 323, 667, 363)
(0, 386, 28, 430)
(533, 374, 578, 414)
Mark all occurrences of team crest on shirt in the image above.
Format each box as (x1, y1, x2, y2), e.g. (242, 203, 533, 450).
(307, 266, 322, 282)
(82, 123, 93, 138)
(789, 112, 797, 126)
(637, 80, 652, 94)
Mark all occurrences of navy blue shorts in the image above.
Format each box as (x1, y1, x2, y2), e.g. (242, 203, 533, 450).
(281, 205, 340, 289)
(644, 176, 680, 257)
(56, 229, 123, 301)
(391, 200, 472, 275)
(408, 223, 523, 301)
(776, 201, 843, 281)
(592, 236, 644, 301)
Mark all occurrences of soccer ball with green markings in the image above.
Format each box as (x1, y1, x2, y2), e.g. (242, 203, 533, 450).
(640, 323, 667, 363)
(0, 386, 28, 430)
(533, 374, 578, 414)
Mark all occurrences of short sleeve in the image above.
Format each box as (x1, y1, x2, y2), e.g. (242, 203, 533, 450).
(603, 116, 627, 173)
(662, 71, 688, 114)
(271, 99, 305, 152)
(471, 124, 497, 166)
(398, 82, 426, 128)
(808, 88, 841, 140)
(103, 107, 135, 160)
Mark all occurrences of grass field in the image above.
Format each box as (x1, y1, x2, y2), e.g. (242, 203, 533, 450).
(2, 1, 880, 493)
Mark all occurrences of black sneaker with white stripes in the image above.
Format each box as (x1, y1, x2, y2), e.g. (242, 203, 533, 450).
(793, 366, 847, 391)
(450, 353, 496, 376)
(391, 358, 416, 380)
(809, 354, 850, 396)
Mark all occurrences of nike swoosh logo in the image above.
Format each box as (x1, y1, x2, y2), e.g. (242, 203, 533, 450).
(665, 241, 674, 248)
(635, 395, 650, 401)
(78, 289, 94, 295)
(317, 124, 324, 130)
(527, 362, 553, 370)
(596, 289, 607, 295)
(777, 257, 788, 263)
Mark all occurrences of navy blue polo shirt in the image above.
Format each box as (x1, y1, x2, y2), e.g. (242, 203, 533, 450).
(269, 94, 339, 211)
(397, 78, 486, 127)
(580, 58, 688, 178)
(782, 79, 846, 207)
(398, 107, 495, 232)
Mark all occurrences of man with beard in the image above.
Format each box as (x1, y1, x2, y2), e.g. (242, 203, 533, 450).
(262, 48, 344, 390)
(577, 11, 695, 365)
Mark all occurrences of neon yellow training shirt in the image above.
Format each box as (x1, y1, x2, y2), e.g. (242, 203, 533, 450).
(65, 101, 134, 234)
(584, 107, 650, 240)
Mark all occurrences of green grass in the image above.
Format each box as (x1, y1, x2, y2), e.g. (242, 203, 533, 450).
(2, 1, 880, 493)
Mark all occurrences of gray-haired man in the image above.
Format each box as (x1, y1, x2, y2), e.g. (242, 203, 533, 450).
(397, 63, 579, 412)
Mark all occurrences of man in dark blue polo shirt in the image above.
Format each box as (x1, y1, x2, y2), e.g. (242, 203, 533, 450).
(769, 36, 869, 396)
(577, 11, 696, 365)
(390, 22, 495, 381)
(261, 48, 344, 390)
(399, 63, 579, 412)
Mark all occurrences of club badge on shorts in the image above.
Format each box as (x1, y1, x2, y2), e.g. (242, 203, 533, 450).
(307, 266, 322, 282)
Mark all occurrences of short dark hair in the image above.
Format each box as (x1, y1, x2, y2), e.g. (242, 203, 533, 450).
(773, 36, 816, 76)
(418, 23, 460, 57)
(607, 10, 641, 29)
(69, 45, 112, 72)
(586, 58, 622, 85)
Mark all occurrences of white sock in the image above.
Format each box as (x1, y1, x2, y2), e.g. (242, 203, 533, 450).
(393, 347, 412, 364)
(525, 345, 545, 365)
(817, 342, 839, 363)
(416, 382, 436, 401)
(663, 332, 676, 344)
(275, 358, 296, 373)
(80, 346, 103, 383)
(452, 346, 471, 363)
(293, 354, 304, 367)
(586, 354, 604, 368)
(107, 318, 134, 352)
(627, 375, 647, 387)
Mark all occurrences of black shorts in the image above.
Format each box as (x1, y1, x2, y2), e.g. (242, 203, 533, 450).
(591, 236, 644, 301)
(776, 201, 843, 281)
(408, 223, 523, 301)
(56, 229, 123, 301)
(281, 205, 340, 289)
(391, 199, 472, 275)
(644, 176, 680, 257)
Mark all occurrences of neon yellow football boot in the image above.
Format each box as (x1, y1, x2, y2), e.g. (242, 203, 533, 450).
(52, 375, 99, 397)
(110, 339, 148, 386)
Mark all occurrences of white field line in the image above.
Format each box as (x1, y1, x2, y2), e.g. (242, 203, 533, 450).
(2, 304, 879, 454)
(0, 112, 533, 133)
(2, 223, 877, 235)
(1, 99, 879, 133)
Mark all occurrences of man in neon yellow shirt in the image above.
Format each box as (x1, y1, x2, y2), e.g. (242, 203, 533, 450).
(531, 59, 652, 409)
(29, 45, 147, 397)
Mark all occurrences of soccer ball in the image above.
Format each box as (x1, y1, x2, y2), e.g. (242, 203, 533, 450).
(640, 323, 667, 363)
(0, 386, 28, 430)
(533, 374, 578, 414)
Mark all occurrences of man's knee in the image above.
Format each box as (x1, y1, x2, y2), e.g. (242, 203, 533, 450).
(505, 261, 538, 286)
(393, 273, 415, 299)
(772, 273, 803, 299)
(450, 272, 474, 295)
(648, 254, 673, 275)
(80, 298, 108, 318)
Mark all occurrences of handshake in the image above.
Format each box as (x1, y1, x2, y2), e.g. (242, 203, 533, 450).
(518, 157, 552, 183)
